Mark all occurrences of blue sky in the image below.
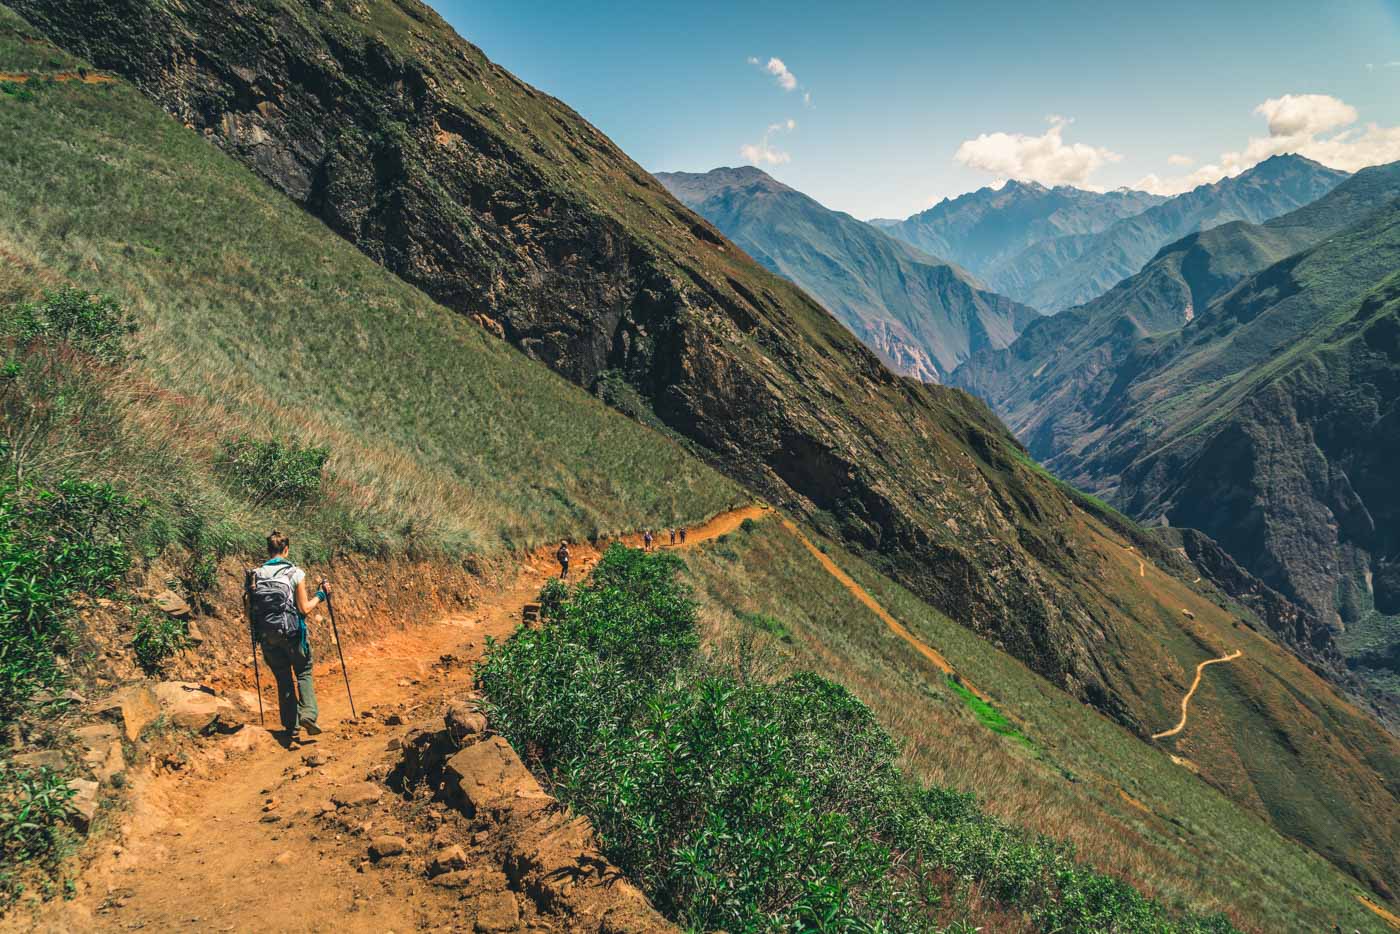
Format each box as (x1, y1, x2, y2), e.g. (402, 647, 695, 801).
(431, 0, 1400, 218)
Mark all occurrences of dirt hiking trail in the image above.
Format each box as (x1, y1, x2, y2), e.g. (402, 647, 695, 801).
(9, 507, 759, 934)
(1152, 650, 1243, 740)
(778, 519, 991, 702)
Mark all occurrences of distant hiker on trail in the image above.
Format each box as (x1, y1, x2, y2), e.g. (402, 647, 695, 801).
(643, 529, 653, 551)
(557, 541, 571, 579)
(679, 527, 687, 545)
(669, 528, 677, 546)
(247, 531, 328, 747)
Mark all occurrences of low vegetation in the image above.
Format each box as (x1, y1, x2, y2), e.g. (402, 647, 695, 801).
(479, 546, 1236, 933)
(0, 763, 75, 905)
(679, 520, 1390, 932)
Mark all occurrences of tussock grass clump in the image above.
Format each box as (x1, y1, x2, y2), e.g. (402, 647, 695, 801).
(478, 546, 1237, 933)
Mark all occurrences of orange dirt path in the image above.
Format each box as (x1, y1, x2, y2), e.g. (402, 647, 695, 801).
(11, 505, 761, 933)
(1359, 894, 1400, 931)
(1152, 650, 1242, 740)
(777, 518, 991, 702)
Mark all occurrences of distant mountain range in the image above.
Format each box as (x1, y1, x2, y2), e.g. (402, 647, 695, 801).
(876, 181, 1163, 289)
(656, 167, 1040, 381)
(879, 155, 1349, 313)
(953, 161, 1400, 720)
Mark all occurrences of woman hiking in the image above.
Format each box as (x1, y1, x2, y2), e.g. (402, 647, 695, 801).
(246, 531, 329, 747)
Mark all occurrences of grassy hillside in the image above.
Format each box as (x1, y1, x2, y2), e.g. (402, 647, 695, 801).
(681, 517, 1394, 932)
(657, 166, 1040, 382)
(0, 11, 740, 562)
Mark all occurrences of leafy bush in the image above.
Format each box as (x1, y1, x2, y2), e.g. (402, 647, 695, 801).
(0, 479, 141, 724)
(9, 288, 137, 365)
(478, 546, 1237, 933)
(216, 436, 330, 506)
(131, 612, 187, 673)
(739, 516, 757, 533)
(0, 763, 75, 906)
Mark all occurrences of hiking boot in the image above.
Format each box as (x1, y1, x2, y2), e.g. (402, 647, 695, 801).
(300, 717, 323, 736)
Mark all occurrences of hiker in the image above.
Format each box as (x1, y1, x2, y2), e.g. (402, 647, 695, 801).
(557, 540, 571, 579)
(247, 531, 328, 745)
(679, 527, 687, 545)
(643, 529, 653, 551)
(669, 528, 676, 546)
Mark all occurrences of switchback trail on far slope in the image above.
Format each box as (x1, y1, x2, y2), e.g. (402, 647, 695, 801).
(1152, 650, 1243, 740)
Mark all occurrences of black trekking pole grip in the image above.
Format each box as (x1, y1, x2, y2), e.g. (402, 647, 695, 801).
(321, 581, 357, 719)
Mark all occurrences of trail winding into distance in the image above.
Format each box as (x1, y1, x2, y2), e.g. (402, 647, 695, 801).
(1152, 650, 1243, 739)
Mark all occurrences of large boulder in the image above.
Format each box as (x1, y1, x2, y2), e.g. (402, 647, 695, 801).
(444, 736, 542, 816)
(153, 682, 240, 733)
(92, 683, 160, 741)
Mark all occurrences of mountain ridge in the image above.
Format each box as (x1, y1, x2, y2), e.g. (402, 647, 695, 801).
(656, 165, 1041, 381)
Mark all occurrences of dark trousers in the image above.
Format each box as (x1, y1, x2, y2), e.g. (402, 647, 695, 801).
(260, 633, 318, 733)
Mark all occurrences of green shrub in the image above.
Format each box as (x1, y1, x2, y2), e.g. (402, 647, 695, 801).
(739, 517, 757, 533)
(0, 479, 141, 724)
(478, 546, 1238, 934)
(0, 762, 76, 906)
(216, 436, 330, 506)
(131, 612, 187, 673)
(9, 288, 137, 365)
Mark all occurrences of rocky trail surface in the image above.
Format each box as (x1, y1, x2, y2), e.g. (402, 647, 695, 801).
(8, 510, 766, 933)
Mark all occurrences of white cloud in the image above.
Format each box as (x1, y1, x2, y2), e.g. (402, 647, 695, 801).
(1167, 153, 1195, 166)
(748, 55, 810, 104)
(953, 116, 1122, 187)
(765, 56, 797, 91)
(741, 119, 797, 166)
(1133, 93, 1400, 195)
(1255, 93, 1355, 137)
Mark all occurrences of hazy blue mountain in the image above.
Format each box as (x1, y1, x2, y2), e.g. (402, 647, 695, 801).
(1001, 155, 1349, 311)
(880, 180, 1163, 287)
(658, 166, 1041, 381)
(953, 162, 1400, 720)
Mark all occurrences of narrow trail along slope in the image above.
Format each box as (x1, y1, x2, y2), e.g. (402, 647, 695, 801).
(778, 518, 991, 702)
(1152, 650, 1244, 740)
(11, 507, 759, 934)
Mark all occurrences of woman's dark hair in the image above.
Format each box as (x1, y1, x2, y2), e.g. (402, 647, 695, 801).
(267, 530, 290, 556)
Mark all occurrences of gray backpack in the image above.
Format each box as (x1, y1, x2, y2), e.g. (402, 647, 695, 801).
(246, 563, 300, 641)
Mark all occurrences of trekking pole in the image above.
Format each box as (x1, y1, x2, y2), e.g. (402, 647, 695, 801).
(243, 570, 264, 727)
(320, 580, 358, 719)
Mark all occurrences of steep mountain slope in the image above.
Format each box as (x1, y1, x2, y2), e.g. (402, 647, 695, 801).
(9, 0, 1190, 719)
(881, 180, 1162, 285)
(1007, 190, 1400, 725)
(953, 163, 1400, 681)
(14, 0, 1400, 900)
(955, 162, 1400, 455)
(656, 166, 1041, 381)
(1009, 155, 1348, 311)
